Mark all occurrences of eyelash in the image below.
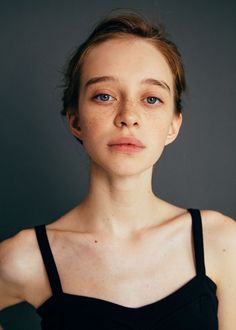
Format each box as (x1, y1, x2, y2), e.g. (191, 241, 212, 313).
(92, 93, 163, 105)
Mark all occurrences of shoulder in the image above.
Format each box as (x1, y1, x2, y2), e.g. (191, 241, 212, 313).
(0, 227, 42, 310)
(0, 228, 40, 276)
(200, 209, 236, 244)
(200, 209, 236, 328)
(199, 209, 236, 263)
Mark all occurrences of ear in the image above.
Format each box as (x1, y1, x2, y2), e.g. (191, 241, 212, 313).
(164, 112, 183, 146)
(66, 110, 83, 141)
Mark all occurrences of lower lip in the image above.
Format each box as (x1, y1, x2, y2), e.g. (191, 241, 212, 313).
(108, 144, 145, 152)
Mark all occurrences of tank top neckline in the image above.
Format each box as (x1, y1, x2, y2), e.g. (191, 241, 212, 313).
(35, 208, 218, 315)
(36, 274, 216, 315)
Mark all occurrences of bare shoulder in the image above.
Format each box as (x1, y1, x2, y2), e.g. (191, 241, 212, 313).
(0, 228, 40, 279)
(0, 227, 41, 310)
(200, 209, 236, 243)
(200, 209, 236, 262)
(201, 209, 236, 328)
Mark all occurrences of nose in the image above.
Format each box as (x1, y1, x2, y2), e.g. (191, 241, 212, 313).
(114, 99, 140, 128)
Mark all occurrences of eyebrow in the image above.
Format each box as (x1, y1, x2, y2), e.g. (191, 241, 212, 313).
(84, 75, 171, 93)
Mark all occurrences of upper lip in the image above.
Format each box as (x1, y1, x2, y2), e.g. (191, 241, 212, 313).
(108, 136, 145, 147)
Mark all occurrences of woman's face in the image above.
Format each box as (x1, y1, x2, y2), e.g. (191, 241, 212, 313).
(68, 36, 182, 177)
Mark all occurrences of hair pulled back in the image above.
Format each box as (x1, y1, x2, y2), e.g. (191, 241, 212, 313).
(61, 10, 186, 144)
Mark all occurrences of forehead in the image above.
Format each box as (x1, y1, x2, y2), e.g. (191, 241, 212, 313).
(80, 37, 173, 90)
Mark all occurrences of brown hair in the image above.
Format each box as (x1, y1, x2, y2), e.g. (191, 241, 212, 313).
(61, 10, 186, 143)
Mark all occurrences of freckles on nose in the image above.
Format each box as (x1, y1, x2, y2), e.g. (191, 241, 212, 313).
(116, 102, 138, 118)
(120, 98, 136, 110)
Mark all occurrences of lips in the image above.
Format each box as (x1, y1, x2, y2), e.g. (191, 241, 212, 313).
(108, 136, 145, 148)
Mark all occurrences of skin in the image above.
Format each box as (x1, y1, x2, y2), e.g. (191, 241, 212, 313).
(0, 36, 236, 329)
(67, 36, 183, 239)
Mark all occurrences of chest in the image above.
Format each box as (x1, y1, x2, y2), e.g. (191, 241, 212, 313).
(45, 226, 196, 307)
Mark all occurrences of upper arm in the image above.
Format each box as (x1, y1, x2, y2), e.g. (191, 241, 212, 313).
(212, 211, 236, 329)
(0, 230, 34, 310)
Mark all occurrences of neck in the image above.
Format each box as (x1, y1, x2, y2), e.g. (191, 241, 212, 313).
(78, 161, 164, 239)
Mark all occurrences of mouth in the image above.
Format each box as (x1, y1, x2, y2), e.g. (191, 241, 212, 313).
(108, 143, 145, 152)
(108, 136, 146, 148)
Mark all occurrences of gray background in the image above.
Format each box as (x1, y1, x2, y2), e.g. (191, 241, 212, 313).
(0, 0, 235, 329)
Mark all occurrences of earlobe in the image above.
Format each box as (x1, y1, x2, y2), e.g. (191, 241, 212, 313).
(165, 113, 183, 146)
(66, 111, 83, 140)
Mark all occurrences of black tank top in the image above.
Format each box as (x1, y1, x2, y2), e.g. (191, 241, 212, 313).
(34, 208, 218, 329)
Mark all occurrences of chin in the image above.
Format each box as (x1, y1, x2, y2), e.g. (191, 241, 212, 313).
(92, 158, 154, 177)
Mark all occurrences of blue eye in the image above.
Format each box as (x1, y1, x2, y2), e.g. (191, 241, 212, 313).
(93, 94, 112, 102)
(146, 96, 162, 105)
(92, 94, 162, 105)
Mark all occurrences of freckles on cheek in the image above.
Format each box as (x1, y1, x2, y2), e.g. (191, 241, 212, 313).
(83, 118, 100, 137)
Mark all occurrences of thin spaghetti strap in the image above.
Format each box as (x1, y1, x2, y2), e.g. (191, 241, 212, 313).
(188, 208, 206, 276)
(35, 224, 63, 296)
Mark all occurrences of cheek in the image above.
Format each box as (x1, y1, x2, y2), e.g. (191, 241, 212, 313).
(80, 115, 106, 150)
(149, 116, 171, 140)
(81, 115, 100, 136)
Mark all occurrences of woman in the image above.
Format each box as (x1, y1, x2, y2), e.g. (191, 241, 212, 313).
(0, 10, 235, 330)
